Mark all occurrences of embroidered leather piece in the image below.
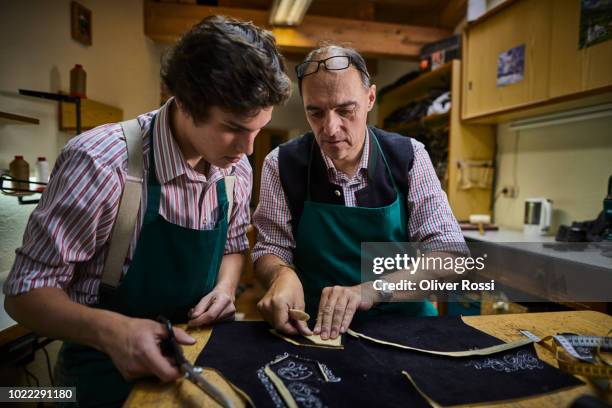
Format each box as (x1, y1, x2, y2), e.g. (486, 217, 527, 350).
(465, 349, 545, 372)
(263, 353, 341, 408)
(197, 318, 582, 407)
(257, 368, 285, 408)
(197, 321, 430, 407)
(350, 315, 583, 406)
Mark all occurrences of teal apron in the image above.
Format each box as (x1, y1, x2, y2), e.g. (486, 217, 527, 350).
(56, 114, 230, 407)
(293, 133, 437, 319)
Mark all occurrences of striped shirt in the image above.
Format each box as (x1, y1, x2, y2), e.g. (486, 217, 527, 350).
(252, 130, 464, 265)
(4, 98, 252, 305)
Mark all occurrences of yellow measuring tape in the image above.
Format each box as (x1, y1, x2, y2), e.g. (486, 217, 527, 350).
(521, 330, 612, 379)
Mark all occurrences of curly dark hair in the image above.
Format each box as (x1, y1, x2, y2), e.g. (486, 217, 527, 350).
(161, 15, 291, 123)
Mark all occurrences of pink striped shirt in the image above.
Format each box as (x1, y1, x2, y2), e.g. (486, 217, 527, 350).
(252, 130, 464, 265)
(4, 98, 251, 305)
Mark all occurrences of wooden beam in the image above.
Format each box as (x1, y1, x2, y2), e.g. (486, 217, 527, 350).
(144, 1, 452, 59)
(308, 0, 374, 21)
(439, 0, 467, 29)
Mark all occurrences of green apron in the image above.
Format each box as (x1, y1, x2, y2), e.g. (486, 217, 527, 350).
(293, 133, 437, 319)
(56, 114, 230, 407)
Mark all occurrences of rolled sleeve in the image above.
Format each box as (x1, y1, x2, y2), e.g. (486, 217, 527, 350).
(3, 146, 122, 296)
(407, 140, 466, 253)
(252, 148, 295, 265)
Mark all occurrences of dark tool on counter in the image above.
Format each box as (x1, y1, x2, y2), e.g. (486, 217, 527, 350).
(555, 174, 612, 245)
(157, 316, 234, 408)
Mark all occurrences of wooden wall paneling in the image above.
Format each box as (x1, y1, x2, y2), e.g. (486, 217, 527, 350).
(447, 61, 495, 221)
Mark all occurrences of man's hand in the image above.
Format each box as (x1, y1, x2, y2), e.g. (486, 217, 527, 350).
(257, 267, 312, 336)
(187, 287, 236, 328)
(106, 317, 196, 382)
(314, 284, 375, 340)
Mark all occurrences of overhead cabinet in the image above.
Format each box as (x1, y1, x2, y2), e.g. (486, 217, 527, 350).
(462, 0, 612, 122)
(549, 0, 612, 98)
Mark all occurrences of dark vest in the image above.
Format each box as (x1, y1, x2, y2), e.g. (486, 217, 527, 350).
(278, 126, 414, 238)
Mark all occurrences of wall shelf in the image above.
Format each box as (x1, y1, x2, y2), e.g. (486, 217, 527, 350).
(387, 112, 450, 134)
(378, 62, 452, 109)
(378, 60, 496, 221)
(60, 98, 123, 132)
(0, 111, 39, 125)
(18, 89, 123, 135)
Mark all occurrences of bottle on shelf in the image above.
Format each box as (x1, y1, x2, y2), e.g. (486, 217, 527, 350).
(70, 64, 87, 98)
(35, 156, 49, 192)
(9, 155, 30, 194)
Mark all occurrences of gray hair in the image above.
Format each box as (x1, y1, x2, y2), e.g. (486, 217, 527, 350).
(297, 45, 371, 93)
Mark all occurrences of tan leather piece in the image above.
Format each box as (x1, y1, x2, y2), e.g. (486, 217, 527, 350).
(303, 333, 343, 348)
(288, 308, 310, 321)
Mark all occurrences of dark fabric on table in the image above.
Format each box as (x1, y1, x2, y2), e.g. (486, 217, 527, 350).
(197, 317, 582, 407)
(196, 321, 430, 408)
(351, 315, 583, 406)
(349, 314, 502, 351)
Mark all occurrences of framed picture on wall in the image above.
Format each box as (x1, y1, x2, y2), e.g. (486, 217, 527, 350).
(71, 1, 92, 46)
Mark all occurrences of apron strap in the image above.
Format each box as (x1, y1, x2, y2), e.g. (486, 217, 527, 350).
(100, 119, 144, 292)
(223, 175, 235, 220)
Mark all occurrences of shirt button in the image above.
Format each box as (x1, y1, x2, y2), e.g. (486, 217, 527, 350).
(334, 190, 342, 197)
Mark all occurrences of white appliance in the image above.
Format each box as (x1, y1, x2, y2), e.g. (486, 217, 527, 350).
(524, 198, 553, 236)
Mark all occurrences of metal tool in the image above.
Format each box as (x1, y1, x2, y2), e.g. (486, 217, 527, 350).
(158, 316, 234, 408)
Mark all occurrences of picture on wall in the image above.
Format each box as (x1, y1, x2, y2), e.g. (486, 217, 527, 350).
(71, 1, 92, 46)
(579, 0, 612, 49)
(496, 44, 525, 87)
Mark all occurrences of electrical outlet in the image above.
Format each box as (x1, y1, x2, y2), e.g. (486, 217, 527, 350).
(501, 185, 518, 198)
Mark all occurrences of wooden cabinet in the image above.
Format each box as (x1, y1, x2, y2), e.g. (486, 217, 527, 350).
(378, 61, 495, 221)
(463, 0, 552, 118)
(549, 0, 612, 98)
(462, 0, 612, 123)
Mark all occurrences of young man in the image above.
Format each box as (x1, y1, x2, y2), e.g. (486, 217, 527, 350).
(253, 45, 465, 341)
(4, 15, 290, 405)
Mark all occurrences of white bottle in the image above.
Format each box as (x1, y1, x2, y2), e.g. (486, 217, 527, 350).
(35, 156, 49, 192)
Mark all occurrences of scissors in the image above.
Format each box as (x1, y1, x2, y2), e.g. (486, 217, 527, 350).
(158, 316, 234, 408)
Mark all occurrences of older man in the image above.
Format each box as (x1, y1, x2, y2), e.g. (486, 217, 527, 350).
(253, 45, 465, 341)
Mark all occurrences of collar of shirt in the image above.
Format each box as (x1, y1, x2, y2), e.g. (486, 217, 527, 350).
(148, 97, 233, 185)
(320, 128, 369, 184)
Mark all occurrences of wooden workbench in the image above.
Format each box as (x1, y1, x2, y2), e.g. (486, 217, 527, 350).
(125, 311, 611, 407)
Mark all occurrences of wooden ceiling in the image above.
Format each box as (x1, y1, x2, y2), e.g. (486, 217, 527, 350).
(145, 0, 465, 59)
(215, 0, 466, 30)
